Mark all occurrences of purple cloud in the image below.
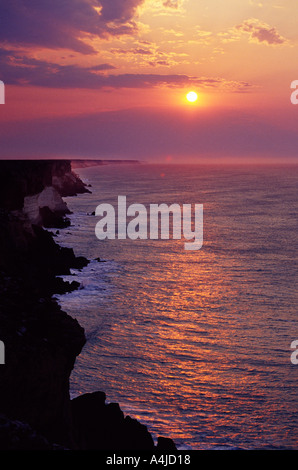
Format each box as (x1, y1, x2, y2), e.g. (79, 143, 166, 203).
(99, 0, 144, 21)
(0, 49, 116, 87)
(0, 49, 251, 91)
(0, 0, 145, 54)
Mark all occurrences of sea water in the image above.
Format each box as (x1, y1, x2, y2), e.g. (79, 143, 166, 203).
(55, 163, 298, 450)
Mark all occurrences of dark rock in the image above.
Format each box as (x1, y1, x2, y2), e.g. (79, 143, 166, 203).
(0, 414, 66, 450)
(53, 277, 81, 294)
(71, 391, 155, 450)
(39, 206, 71, 229)
(0, 289, 86, 448)
(52, 169, 91, 197)
(72, 256, 89, 270)
(0, 160, 177, 451)
(0, 160, 90, 211)
(123, 415, 155, 450)
(0, 160, 88, 449)
(157, 436, 177, 451)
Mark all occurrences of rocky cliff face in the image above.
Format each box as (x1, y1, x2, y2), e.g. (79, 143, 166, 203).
(0, 160, 176, 451)
(0, 160, 90, 448)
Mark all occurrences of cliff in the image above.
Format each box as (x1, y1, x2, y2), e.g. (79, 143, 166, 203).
(0, 160, 89, 448)
(0, 160, 176, 451)
(71, 159, 140, 169)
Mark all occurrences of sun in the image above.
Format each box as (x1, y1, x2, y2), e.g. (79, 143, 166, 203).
(186, 91, 198, 103)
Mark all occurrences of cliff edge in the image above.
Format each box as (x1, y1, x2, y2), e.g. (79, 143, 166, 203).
(0, 160, 89, 448)
(0, 160, 176, 451)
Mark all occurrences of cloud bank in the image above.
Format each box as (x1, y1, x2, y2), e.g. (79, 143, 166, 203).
(0, 49, 251, 91)
(0, 0, 146, 54)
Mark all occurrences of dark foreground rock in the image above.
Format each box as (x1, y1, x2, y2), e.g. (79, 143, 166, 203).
(0, 160, 177, 451)
(0, 161, 89, 448)
(0, 414, 66, 450)
(157, 436, 178, 451)
(71, 391, 155, 450)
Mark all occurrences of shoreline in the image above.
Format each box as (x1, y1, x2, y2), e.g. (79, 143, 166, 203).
(0, 159, 177, 451)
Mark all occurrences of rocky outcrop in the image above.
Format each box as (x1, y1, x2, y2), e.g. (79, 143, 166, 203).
(0, 414, 66, 450)
(0, 160, 89, 229)
(0, 160, 177, 451)
(0, 160, 89, 212)
(52, 166, 91, 197)
(23, 186, 70, 227)
(71, 391, 155, 450)
(0, 160, 89, 448)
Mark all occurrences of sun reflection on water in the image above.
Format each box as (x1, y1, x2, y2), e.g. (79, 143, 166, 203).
(57, 164, 298, 450)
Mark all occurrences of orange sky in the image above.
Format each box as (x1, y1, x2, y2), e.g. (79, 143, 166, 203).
(0, 0, 297, 162)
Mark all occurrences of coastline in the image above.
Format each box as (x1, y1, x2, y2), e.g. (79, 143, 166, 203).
(0, 159, 176, 450)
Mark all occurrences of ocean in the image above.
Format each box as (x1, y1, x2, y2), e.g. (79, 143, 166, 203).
(55, 163, 298, 450)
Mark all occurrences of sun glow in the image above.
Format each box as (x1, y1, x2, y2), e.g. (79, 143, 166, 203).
(186, 91, 198, 103)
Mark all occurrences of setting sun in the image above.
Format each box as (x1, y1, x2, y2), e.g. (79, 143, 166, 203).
(186, 91, 198, 103)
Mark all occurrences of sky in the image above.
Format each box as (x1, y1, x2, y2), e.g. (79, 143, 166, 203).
(0, 0, 297, 163)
